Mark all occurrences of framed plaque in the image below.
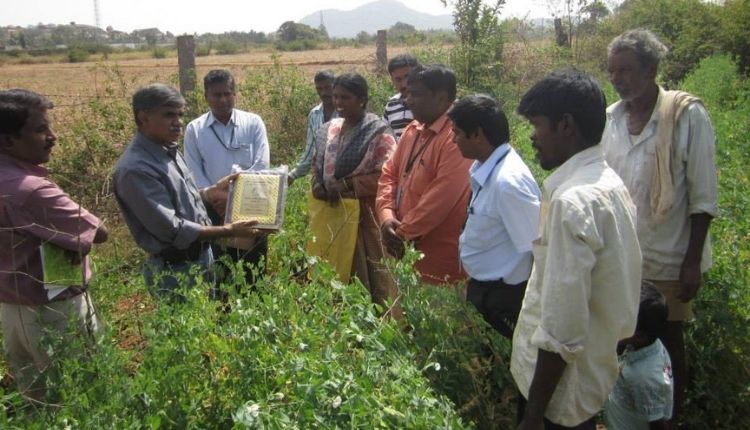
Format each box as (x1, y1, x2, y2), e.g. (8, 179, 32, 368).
(225, 170, 288, 230)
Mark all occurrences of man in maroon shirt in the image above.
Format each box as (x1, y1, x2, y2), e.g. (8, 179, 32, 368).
(0, 89, 109, 399)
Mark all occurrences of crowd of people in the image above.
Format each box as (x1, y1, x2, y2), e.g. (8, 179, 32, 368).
(0, 28, 717, 429)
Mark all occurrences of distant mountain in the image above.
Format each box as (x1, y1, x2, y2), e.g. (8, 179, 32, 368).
(299, 0, 453, 38)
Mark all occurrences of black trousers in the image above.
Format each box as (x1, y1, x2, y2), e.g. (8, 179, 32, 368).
(466, 277, 527, 339)
(516, 396, 597, 430)
(212, 237, 268, 288)
(206, 202, 267, 294)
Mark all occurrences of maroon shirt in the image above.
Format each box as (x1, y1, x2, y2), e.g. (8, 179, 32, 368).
(0, 153, 100, 305)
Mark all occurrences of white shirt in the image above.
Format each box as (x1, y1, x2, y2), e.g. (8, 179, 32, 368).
(602, 88, 718, 280)
(183, 109, 270, 188)
(459, 144, 541, 284)
(511, 146, 642, 427)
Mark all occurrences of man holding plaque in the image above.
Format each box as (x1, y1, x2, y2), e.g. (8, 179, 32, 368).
(184, 69, 270, 289)
(113, 84, 259, 300)
(0, 89, 108, 400)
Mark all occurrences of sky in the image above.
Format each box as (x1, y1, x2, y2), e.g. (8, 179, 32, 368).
(0, 0, 550, 34)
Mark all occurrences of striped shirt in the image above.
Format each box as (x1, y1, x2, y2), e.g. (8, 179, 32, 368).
(383, 93, 413, 141)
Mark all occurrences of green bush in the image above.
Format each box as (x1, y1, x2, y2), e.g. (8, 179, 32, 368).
(66, 47, 89, 63)
(678, 55, 750, 429)
(152, 47, 167, 59)
(215, 40, 240, 55)
(719, 0, 750, 77)
(196, 43, 211, 57)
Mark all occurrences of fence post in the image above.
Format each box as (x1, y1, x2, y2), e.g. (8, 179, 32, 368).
(177, 35, 196, 96)
(376, 30, 387, 73)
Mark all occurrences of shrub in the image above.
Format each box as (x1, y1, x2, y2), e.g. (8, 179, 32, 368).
(215, 39, 239, 55)
(678, 55, 750, 429)
(66, 47, 89, 63)
(151, 47, 167, 59)
(196, 43, 211, 57)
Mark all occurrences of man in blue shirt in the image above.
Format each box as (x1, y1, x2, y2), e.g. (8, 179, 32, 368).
(184, 70, 270, 291)
(449, 94, 541, 339)
(289, 70, 338, 184)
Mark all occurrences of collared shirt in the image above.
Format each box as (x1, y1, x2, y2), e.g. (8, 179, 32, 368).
(290, 102, 339, 180)
(511, 146, 642, 427)
(184, 108, 270, 188)
(113, 132, 211, 256)
(602, 88, 718, 280)
(605, 339, 673, 430)
(376, 111, 472, 284)
(459, 144, 541, 284)
(383, 93, 414, 141)
(0, 153, 100, 305)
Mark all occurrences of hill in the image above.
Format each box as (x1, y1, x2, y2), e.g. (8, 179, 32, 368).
(299, 0, 453, 38)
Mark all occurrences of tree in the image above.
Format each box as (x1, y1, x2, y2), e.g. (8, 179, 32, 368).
(719, 0, 750, 76)
(441, 0, 506, 89)
(276, 21, 325, 43)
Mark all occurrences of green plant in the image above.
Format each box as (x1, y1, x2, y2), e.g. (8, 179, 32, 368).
(442, 0, 506, 91)
(66, 47, 89, 63)
(151, 47, 167, 59)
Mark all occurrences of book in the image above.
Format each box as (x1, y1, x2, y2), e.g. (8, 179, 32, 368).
(40, 242, 82, 300)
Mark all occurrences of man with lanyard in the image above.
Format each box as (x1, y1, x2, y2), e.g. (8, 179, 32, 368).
(602, 29, 718, 427)
(376, 64, 472, 285)
(114, 84, 259, 300)
(184, 69, 270, 290)
(449, 94, 541, 339)
(383, 54, 419, 141)
(288, 70, 338, 185)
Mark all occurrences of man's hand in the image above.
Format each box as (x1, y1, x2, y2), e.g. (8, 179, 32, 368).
(325, 179, 347, 206)
(678, 261, 702, 302)
(381, 218, 405, 259)
(227, 220, 262, 238)
(203, 172, 240, 217)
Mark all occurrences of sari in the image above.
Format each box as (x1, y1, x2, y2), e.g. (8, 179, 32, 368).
(311, 113, 397, 304)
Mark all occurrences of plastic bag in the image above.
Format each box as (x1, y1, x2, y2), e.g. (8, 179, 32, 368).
(306, 192, 360, 283)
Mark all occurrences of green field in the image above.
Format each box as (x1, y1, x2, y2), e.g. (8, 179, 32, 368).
(1, 4, 749, 427)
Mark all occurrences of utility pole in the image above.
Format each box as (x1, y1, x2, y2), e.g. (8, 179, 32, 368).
(93, 0, 102, 28)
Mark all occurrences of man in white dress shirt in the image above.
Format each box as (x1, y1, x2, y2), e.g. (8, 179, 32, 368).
(512, 70, 641, 430)
(449, 94, 541, 339)
(184, 69, 270, 291)
(602, 29, 718, 428)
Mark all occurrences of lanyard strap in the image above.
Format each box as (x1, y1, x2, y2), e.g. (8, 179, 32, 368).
(468, 148, 510, 214)
(403, 130, 435, 178)
(209, 122, 237, 150)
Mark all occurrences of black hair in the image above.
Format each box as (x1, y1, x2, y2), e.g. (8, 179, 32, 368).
(517, 69, 607, 147)
(314, 70, 335, 83)
(636, 281, 669, 341)
(333, 73, 369, 108)
(0, 89, 54, 135)
(406, 64, 457, 101)
(448, 94, 510, 148)
(203, 69, 235, 92)
(387, 53, 419, 74)
(132, 84, 185, 126)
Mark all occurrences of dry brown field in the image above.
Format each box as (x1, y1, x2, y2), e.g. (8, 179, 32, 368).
(0, 45, 410, 116)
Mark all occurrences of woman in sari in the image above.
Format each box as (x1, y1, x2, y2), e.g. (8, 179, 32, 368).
(311, 73, 398, 306)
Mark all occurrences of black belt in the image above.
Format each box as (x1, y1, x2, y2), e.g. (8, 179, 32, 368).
(468, 278, 526, 288)
(156, 241, 209, 264)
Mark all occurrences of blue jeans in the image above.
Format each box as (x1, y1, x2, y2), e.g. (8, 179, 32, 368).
(143, 248, 214, 301)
